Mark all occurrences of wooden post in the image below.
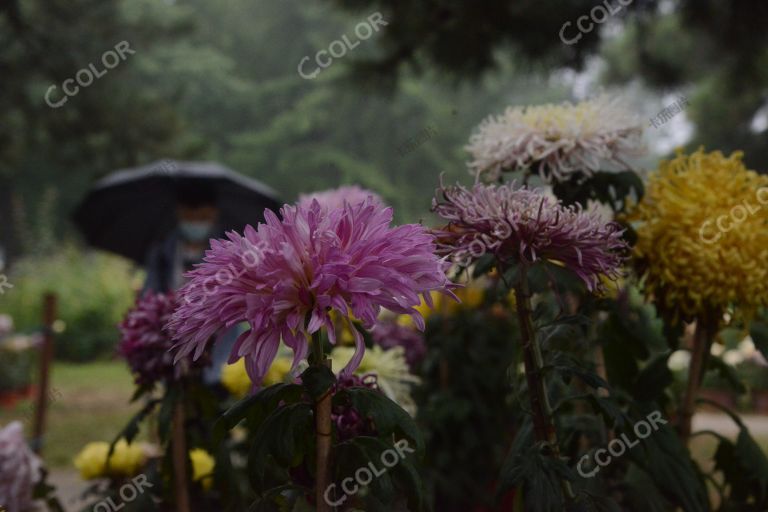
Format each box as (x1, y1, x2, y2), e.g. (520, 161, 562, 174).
(32, 293, 56, 454)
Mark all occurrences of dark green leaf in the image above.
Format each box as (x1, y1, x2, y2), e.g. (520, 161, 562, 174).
(337, 387, 425, 456)
(300, 365, 336, 401)
(750, 319, 768, 361)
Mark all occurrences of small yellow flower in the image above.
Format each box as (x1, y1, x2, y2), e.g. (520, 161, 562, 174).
(263, 357, 292, 386)
(74, 442, 109, 480)
(190, 448, 215, 490)
(631, 148, 768, 322)
(454, 286, 484, 310)
(222, 356, 294, 397)
(74, 439, 146, 480)
(221, 358, 251, 398)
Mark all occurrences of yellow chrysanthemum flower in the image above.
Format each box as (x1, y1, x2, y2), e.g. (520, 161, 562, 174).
(221, 358, 251, 397)
(74, 439, 146, 480)
(190, 448, 215, 490)
(222, 356, 293, 397)
(395, 286, 485, 327)
(264, 357, 293, 386)
(631, 148, 768, 322)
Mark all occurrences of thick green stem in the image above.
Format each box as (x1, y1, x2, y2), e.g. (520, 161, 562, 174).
(513, 266, 574, 501)
(311, 331, 333, 512)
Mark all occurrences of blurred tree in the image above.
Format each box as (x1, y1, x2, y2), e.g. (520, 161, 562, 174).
(0, 0, 189, 264)
(323, 0, 768, 169)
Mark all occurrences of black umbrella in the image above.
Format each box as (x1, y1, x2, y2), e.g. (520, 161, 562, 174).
(73, 160, 282, 264)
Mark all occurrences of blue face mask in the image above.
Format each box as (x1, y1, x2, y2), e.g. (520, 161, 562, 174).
(179, 221, 213, 242)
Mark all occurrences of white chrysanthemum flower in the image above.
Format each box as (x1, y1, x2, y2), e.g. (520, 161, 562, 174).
(668, 350, 691, 372)
(466, 95, 645, 182)
(723, 350, 745, 367)
(0, 422, 42, 512)
(331, 345, 420, 415)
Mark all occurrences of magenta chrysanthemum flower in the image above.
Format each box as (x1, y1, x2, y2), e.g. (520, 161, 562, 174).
(297, 185, 384, 211)
(119, 291, 200, 386)
(371, 320, 427, 369)
(0, 422, 42, 512)
(432, 182, 627, 291)
(167, 198, 452, 386)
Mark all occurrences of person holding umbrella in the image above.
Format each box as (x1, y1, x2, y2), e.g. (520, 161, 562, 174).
(74, 160, 282, 380)
(144, 182, 222, 293)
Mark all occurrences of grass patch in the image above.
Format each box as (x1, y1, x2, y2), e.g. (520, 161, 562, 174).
(0, 360, 141, 468)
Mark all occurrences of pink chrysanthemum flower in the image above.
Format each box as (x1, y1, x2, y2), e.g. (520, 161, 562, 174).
(298, 185, 384, 211)
(167, 198, 452, 385)
(432, 182, 627, 292)
(119, 291, 200, 386)
(0, 422, 42, 512)
(466, 96, 644, 182)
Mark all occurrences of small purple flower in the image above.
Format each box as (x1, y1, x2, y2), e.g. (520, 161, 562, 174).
(0, 422, 42, 512)
(167, 198, 454, 387)
(432, 182, 627, 292)
(119, 291, 200, 386)
(371, 320, 427, 369)
(297, 185, 384, 211)
(333, 374, 379, 441)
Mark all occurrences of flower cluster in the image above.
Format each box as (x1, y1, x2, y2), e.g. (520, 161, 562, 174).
(119, 291, 201, 387)
(466, 95, 644, 182)
(297, 185, 383, 211)
(168, 198, 452, 387)
(0, 422, 42, 512)
(432, 182, 628, 292)
(631, 148, 768, 322)
(74, 439, 147, 480)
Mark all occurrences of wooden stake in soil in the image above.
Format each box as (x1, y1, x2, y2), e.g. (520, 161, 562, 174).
(32, 293, 57, 454)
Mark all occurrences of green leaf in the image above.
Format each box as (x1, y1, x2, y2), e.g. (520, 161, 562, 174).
(632, 353, 674, 402)
(111, 397, 161, 448)
(585, 395, 630, 429)
(545, 352, 608, 390)
(336, 387, 425, 456)
(628, 420, 708, 512)
(248, 402, 313, 490)
(215, 383, 304, 443)
(497, 440, 576, 512)
(714, 425, 768, 505)
(300, 365, 336, 401)
(707, 356, 747, 394)
(750, 319, 768, 361)
(472, 253, 497, 277)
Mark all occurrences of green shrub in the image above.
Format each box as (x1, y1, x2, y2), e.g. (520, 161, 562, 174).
(0, 244, 141, 361)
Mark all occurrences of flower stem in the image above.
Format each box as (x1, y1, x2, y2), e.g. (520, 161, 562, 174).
(513, 266, 574, 501)
(679, 317, 713, 442)
(171, 385, 191, 512)
(311, 330, 333, 512)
